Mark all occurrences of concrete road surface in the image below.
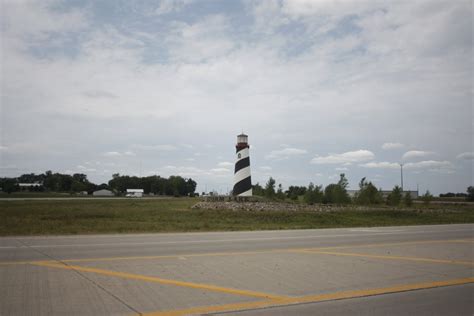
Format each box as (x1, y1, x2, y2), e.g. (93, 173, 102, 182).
(0, 224, 472, 315)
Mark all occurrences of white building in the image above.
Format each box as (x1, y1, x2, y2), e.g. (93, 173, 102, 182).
(19, 183, 43, 188)
(126, 189, 144, 198)
(93, 189, 114, 196)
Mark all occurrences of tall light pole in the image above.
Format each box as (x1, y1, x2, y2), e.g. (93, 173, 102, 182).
(400, 163, 404, 192)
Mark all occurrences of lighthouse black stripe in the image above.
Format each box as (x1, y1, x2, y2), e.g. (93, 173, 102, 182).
(234, 157, 250, 173)
(233, 176, 252, 196)
(236, 146, 248, 153)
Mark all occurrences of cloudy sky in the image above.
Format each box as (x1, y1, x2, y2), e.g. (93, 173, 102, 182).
(1, 0, 472, 195)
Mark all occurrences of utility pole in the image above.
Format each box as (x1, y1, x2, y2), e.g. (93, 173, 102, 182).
(400, 163, 404, 192)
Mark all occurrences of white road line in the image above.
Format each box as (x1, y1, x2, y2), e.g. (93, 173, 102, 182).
(0, 228, 471, 249)
(349, 229, 405, 232)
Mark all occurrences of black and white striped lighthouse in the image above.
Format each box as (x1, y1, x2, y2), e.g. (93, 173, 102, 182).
(233, 133, 252, 196)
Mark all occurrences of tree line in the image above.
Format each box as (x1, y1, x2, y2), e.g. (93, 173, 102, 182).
(252, 174, 474, 205)
(0, 171, 197, 197)
(108, 174, 196, 196)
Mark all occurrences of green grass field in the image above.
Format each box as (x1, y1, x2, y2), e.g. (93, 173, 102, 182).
(1, 198, 473, 236)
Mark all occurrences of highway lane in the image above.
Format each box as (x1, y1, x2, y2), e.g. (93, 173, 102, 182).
(0, 224, 472, 315)
(1, 224, 472, 262)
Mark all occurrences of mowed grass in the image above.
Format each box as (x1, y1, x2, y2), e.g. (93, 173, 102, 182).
(0, 198, 473, 235)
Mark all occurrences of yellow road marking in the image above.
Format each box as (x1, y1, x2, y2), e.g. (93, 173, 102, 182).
(143, 277, 474, 316)
(0, 260, 40, 266)
(295, 250, 474, 266)
(299, 239, 474, 252)
(31, 261, 288, 300)
(1, 238, 471, 266)
(294, 277, 474, 303)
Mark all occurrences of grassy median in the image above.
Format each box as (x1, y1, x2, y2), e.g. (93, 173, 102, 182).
(0, 198, 473, 235)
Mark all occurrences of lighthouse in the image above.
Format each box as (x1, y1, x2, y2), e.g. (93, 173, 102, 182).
(233, 133, 252, 196)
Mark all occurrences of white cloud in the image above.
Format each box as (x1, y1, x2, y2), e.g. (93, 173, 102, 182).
(165, 14, 235, 63)
(456, 152, 474, 160)
(210, 168, 230, 173)
(102, 151, 136, 157)
(259, 166, 272, 171)
(311, 150, 375, 164)
(2, 0, 87, 41)
(77, 165, 97, 172)
(153, 0, 194, 15)
(335, 167, 348, 171)
(281, 0, 375, 18)
(360, 162, 400, 169)
(402, 150, 434, 160)
(0, 146, 8, 151)
(405, 160, 454, 172)
(102, 151, 122, 157)
(150, 165, 211, 178)
(382, 142, 405, 150)
(217, 162, 233, 168)
(133, 144, 177, 151)
(266, 147, 307, 160)
(362, 160, 454, 173)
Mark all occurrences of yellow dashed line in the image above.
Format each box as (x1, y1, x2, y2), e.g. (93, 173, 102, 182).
(142, 277, 474, 316)
(295, 250, 474, 266)
(31, 261, 289, 301)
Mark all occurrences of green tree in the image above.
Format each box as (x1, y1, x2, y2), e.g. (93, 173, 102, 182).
(324, 174, 350, 204)
(355, 177, 382, 205)
(71, 181, 87, 192)
(252, 183, 265, 196)
(0, 178, 19, 194)
(304, 182, 324, 204)
(338, 173, 349, 190)
(467, 186, 474, 202)
(387, 185, 402, 206)
(421, 190, 433, 204)
(264, 177, 276, 199)
(276, 184, 285, 200)
(108, 174, 196, 196)
(404, 192, 413, 206)
(286, 186, 307, 200)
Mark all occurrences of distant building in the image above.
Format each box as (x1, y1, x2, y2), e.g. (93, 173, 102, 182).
(18, 183, 43, 191)
(93, 189, 114, 196)
(126, 189, 144, 198)
(19, 183, 42, 187)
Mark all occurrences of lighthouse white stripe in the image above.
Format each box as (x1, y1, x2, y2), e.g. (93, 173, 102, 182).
(236, 148, 249, 162)
(238, 188, 253, 196)
(234, 166, 251, 184)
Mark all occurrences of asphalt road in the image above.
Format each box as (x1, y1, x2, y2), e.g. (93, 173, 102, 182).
(0, 224, 473, 315)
